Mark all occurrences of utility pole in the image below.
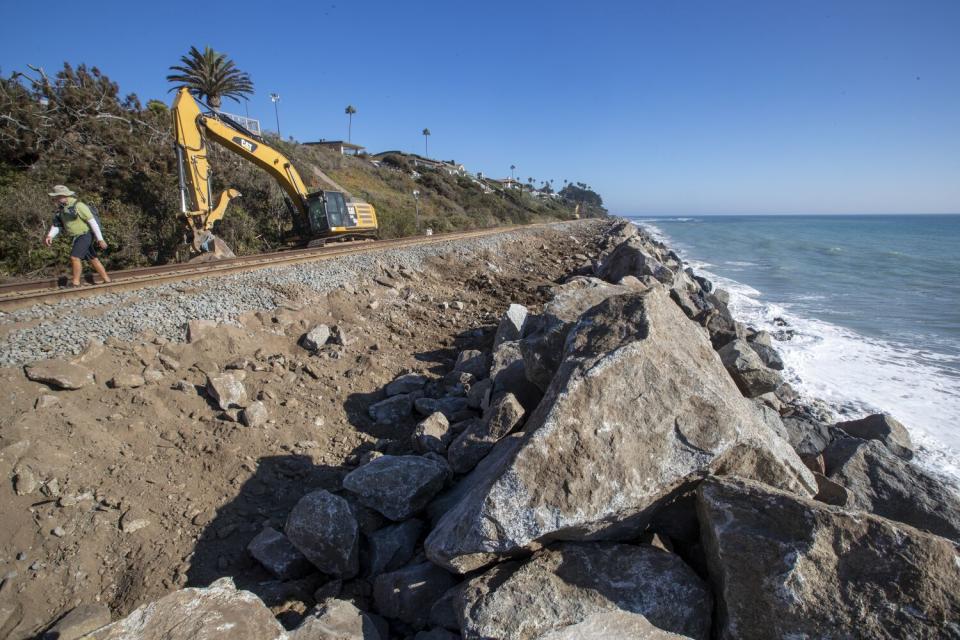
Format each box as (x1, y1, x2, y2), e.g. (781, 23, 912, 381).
(270, 93, 281, 138)
(412, 190, 421, 232)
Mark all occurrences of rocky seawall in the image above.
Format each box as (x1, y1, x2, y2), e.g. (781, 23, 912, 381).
(5, 219, 959, 639)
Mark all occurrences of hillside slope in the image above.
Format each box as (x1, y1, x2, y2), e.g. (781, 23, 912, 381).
(0, 64, 604, 279)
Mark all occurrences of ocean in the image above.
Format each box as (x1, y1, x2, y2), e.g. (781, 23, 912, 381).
(629, 214, 960, 484)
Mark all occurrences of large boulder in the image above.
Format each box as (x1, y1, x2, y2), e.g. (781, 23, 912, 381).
(88, 577, 285, 639)
(716, 339, 781, 398)
(373, 562, 458, 628)
(537, 611, 695, 640)
(425, 290, 815, 573)
(596, 236, 675, 284)
(834, 413, 914, 460)
(301, 324, 331, 351)
(343, 455, 447, 521)
(455, 543, 711, 640)
(520, 277, 633, 391)
(822, 436, 960, 541)
(386, 373, 429, 397)
(24, 360, 94, 390)
(289, 598, 383, 640)
(697, 476, 960, 639)
(285, 490, 360, 578)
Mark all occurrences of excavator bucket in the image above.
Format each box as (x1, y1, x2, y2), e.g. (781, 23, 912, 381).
(189, 231, 236, 262)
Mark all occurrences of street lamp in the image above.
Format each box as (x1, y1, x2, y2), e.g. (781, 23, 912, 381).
(270, 93, 281, 138)
(412, 190, 420, 232)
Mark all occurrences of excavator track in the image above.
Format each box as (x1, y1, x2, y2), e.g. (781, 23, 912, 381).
(0, 224, 542, 312)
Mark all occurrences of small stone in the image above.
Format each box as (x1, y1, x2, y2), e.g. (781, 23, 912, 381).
(109, 373, 145, 389)
(301, 324, 331, 351)
(24, 360, 94, 390)
(13, 467, 38, 496)
(158, 353, 181, 371)
(120, 510, 151, 533)
(206, 373, 247, 411)
(451, 301, 465, 310)
(368, 394, 413, 423)
(386, 373, 429, 396)
(51, 526, 66, 538)
(240, 401, 269, 428)
(142, 368, 165, 383)
(35, 395, 60, 409)
(412, 412, 453, 454)
(285, 490, 359, 578)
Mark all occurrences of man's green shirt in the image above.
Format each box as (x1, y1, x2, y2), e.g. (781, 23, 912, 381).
(59, 197, 94, 237)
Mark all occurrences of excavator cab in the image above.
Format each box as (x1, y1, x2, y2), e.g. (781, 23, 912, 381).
(305, 191, 371, 238)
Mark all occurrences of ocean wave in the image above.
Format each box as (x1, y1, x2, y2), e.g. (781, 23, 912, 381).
(724, 261, 758, 267)
(632, 219, 960, 486)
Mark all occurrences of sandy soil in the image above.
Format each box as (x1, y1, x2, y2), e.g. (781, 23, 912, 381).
(0, 221, 606, 638)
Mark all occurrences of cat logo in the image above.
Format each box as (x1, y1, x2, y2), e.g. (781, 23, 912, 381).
(233, 136, 258, 153)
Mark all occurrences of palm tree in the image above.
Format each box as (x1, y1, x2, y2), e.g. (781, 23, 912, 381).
(167, 46, 254, 111)
(422, 128, 431, 157)
(510, 164, 516, 180)
(345, 105, 357, 142)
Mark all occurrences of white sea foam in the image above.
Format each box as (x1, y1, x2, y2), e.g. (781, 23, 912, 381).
(635, 220, 960, 486)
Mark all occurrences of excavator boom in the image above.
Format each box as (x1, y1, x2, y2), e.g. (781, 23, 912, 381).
(170, 88, 377, 254)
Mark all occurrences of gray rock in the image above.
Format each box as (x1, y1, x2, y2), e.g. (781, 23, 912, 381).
(301, 324, 331, 351)
(780, 415, 832, 458)
(285, 490, 360, 578)
(414, 630, 459, 640)
(537, 611, 694, 639)
(446, 421, 496, 475)
(823, 436, 960, 541)
(366, 519, 423, 577)
(426, 290, 815, 574)
(456, 543, 711, 640)
(44, 603, 112, 640)
(480, 392, 525, 440)
(520, 277, 633, 392)
(466, 378, 492, 410)
(748, 342, 784, 371)
(596, 236, 675, 284)
(387, 373, 429, 396)
(834, 413, 914, 460)
(368, 394, 413, 424)
(373, 562, 457, 628)
(240, 401, 268, 428)
(119, 510, 150, 534)
(343, 455, 447, 521)
(697, 476, 960, 640)
(412, 412, 453, 454)
(88, 577, 286, 639)
(717, 339, 781, 398)
(206, 373, 247, 411)
(494, 303, 529, 348)
(109, 373, 145, 389)
(429, 585, 462, 631)
(453, 349, 489, 379)
(24, 360, 94, 390)
(247, 526, 313, 580)
(414, 396, 468, 419)
(289, 598, 382, 640)
(13, 466, 38, 496)
(489, 341, 542, 412)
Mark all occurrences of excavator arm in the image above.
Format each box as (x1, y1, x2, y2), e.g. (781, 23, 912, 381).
(171, 88, 311, 251)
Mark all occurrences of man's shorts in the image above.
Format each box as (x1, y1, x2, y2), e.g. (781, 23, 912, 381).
(70, 232, 98, 260)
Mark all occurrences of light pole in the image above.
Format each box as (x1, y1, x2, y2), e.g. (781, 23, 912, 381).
(412, 190, 420, 232)
(270, 93, 281, 138)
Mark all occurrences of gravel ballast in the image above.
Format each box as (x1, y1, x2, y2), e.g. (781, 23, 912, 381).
(0, 224, 587, 367)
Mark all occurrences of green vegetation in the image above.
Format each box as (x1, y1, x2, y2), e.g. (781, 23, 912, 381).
(0, 62, 604, 279)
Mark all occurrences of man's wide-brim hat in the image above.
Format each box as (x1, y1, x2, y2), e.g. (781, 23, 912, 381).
(48, 185, 75, 197)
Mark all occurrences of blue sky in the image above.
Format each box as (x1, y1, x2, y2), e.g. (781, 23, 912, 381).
(2, 0, 958, 214)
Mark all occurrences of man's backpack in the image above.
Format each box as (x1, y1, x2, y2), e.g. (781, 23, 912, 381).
(55, 201, 102, 234)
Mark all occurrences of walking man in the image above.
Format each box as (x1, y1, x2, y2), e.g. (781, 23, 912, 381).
(43, 185, 111, 286)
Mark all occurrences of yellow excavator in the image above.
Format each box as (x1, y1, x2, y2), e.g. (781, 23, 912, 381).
(171, 87, 378, 257)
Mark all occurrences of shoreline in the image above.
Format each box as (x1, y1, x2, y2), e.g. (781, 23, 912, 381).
(2, 217, 958, 638)
(632, 215, 960, 490)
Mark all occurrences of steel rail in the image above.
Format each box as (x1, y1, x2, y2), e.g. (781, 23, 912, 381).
(0, 224, 545, 312)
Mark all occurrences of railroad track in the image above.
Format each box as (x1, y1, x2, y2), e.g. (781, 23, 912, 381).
(0, 225, 541, 312)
